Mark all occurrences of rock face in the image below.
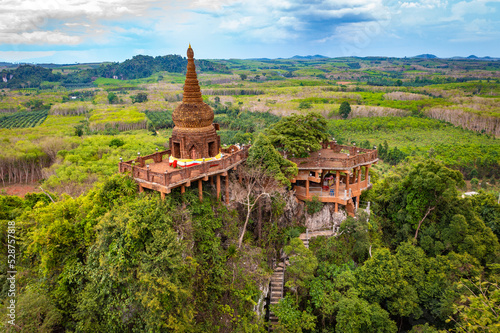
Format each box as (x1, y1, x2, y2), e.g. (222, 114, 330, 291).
(305, 203, 346, 231)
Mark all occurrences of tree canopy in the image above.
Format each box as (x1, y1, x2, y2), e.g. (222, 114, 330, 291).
(247, 133, 298, 188)
(339, 101, 351, 119)
(267, 112, 329, 157)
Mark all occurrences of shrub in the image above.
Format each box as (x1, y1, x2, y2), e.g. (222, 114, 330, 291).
(305, 195, 323, 215)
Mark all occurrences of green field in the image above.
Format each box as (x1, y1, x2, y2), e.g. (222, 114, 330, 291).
(0, 110, 48, 128)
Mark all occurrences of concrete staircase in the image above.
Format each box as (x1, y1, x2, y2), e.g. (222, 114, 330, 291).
(268, 260, 287, 330)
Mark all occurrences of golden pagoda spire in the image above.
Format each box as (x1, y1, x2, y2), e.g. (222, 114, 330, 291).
(183, 44, 203, 104)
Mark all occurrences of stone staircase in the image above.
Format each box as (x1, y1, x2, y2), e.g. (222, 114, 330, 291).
(268, 228, 338, 330)
(299, 229, 336, 248)
(268, 260, 287, 330)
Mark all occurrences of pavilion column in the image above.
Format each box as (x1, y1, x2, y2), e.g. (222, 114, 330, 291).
(216, 174, 221, 200)
(335, 171, 340, 198)
(198, 179, 203, 202)
(335, 171, 340, 213)
(345, 171, 350, 197)
(357, 166, 362, 189)
(225, 174, 230, 204)
(306, 179, 310, 198)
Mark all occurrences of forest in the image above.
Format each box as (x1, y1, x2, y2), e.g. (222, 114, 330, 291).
(0, 55, 499, 332)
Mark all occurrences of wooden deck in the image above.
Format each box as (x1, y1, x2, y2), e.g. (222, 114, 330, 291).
(294, 178, 371, 203)
(119, 145, 248, 195)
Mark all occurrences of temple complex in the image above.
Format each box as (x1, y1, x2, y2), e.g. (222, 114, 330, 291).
(118, 45, 378, 216)
(118, 45, 247, 202)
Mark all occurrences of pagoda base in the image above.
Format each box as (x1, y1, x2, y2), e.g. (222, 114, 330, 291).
(169, 153, 222, 168)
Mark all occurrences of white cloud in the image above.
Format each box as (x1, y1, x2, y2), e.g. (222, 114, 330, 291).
(0, 0, 158, 44)
(0, 50, 56, 62)
(399, 0, 448, 9)
(0, 31, 81, 44)
(449, 0, 492, 20)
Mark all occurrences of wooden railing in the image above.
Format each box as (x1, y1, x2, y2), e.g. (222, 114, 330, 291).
(119, 147, 250, 188)
(290, 143, 378, 169)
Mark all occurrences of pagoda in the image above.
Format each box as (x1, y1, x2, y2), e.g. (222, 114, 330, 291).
(168, 45, 221, 167)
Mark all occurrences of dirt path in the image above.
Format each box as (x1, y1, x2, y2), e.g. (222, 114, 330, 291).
(0, 183, 39, 197)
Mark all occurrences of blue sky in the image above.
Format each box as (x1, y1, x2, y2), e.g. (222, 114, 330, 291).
(1, 0, 499, 63)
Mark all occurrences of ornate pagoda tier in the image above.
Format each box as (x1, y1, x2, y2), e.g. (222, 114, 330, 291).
(169, 45, 220, 160)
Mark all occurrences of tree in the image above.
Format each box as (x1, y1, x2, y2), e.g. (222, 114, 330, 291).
(131, 92, 148, 103)
(267, 112, 329, 157)
(246, 133, 298, 188)
(339, 101, 351, 119)
(448, 279, 500, 331)
(298, 100, 312, 109)
(284, 238, 318, 302)
(271, 295, 316, 333)
(107, 92, 118, 104)
(239, 73, 247, 80)
(231, 164, 286, 249)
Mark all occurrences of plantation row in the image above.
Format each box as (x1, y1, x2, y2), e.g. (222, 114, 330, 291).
(144, 110, 174, 129)
(0, 110, 48, 129)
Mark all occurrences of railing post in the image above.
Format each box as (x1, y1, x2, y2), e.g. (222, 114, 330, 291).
(344, 190, 347, 200)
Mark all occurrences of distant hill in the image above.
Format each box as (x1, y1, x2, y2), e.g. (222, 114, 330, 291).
(450, 55, 499, 61)
(413, 54, 438, 59)
(290, 55, 329, 60)
(0, 55, 231, 89)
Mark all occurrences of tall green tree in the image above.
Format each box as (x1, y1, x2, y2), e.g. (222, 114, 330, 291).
(267, 112, 328, 157)
(339, 101, 351, 119)
(247, 133, 298, 188)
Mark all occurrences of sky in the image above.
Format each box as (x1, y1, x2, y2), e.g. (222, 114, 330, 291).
(1, 0, 500, 63)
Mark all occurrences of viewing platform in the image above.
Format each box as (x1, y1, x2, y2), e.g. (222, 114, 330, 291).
(288, 141, 378, 215)
(119, 145, 248, 201)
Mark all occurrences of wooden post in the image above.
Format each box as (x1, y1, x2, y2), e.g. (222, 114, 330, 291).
(365, 165, 370, 184)
(335, 202, 338, 213)
(210, 175, 214, 185)
(181, 185, 185, 194)
(306, 179, 309, 198)
(216, 174, 221, 200)
(139, 184, 144, 193)
(225, 174, 229, 204)
(335, 171, 340, 198)
(357, 166, 361, 189)
(161, 192, 165, 200)
(345, 171, 350, 192)
(198, 179, 203, 202)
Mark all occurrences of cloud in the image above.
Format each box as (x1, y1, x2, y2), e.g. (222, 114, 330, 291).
(399, 0, 448, 9)
(0, 50, 56, 62)
(0, 0, 159, 45)
(449, 0, 493, 21)
(0, 31, 81, 45)
(186, 0, 388, 43)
